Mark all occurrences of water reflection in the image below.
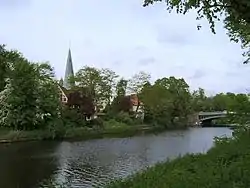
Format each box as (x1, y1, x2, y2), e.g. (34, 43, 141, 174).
(0, 141, 60, 188)
(0, 128, 232, 188)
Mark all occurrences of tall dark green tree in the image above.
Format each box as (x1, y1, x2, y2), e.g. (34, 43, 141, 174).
(140, 83, 173, 126)
(140, 76, 192, 128)
(108, 78, 129, 114)
(115, 78, 128, 97)
(155, 76, 192, 124)
(191, 88, 209, 112)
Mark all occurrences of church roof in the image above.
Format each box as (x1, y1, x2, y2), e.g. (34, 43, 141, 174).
(63, 48, 74, 89)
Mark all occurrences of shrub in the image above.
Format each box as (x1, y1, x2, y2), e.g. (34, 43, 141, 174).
(104, 119, 127, 129)
(115, 112, 134, 125)
(87, 117, 104, 129)
(61, 107, 86, 127)
(46, 119, 67, 139)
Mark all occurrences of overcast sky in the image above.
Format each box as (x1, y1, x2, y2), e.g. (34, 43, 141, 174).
(0, 0, 249, 95)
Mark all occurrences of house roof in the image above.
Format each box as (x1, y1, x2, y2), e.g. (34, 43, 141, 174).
(59, 85, 93, 98)
(58, 85, 70, 96)
(129, 94, 143, 106)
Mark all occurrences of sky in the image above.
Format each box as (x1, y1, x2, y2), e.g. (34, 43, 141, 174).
(0, 0, 249, 95)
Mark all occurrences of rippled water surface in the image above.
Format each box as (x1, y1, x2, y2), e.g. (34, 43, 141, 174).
(0, 127, 232, 188)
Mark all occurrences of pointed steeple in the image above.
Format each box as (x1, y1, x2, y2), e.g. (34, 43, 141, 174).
(63, 48, 75, 89)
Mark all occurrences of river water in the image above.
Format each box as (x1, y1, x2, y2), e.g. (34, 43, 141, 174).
(0, 127, 232, 188)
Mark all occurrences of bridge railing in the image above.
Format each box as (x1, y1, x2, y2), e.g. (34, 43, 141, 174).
(199, 111, 227, 116)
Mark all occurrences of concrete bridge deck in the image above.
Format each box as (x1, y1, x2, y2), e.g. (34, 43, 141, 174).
(198, 111, 227, 116)
(188, 111, 233, 126)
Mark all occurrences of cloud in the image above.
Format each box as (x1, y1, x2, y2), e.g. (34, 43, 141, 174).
(188, 69, 206, 79)
(137, 57, 156, 66)
(0, 0, 30, 9)
(111, 60, 123, 67)
(157, 30, 190, 45)
(0, 0, 247, 94)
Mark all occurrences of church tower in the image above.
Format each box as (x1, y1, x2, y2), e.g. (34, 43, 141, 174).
(63, 48, 75, 89)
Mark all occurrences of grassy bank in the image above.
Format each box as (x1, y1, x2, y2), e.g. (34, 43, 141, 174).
(0, 124, 165, 144)
(106, 128, 250, 188)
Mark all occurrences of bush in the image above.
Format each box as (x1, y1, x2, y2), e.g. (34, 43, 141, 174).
(115, 112, 134, 125)
(87, 117, 104, 129)
(104, 119, 127, 129)
(47, 119, 68, 139)
(61, 107, 86, 127)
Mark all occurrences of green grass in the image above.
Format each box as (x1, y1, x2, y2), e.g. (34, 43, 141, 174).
(106, 130, 250, 188)
(0, 129, 53, 143)
(0, 123, 164, 143)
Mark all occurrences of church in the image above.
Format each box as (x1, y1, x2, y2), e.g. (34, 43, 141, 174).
(58, 48, 74, 104)
(58, 48, 144, 120)
(58, 49, 96, 120)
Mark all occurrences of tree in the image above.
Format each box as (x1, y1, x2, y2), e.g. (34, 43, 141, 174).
(127, 71, 151, 94)
(0, 46, 60, 130)
(115, 78, 128, 97)
(35, 63, 61, 128)
(212, 93, 228, 111)
(140, 76, 192, 128)
(0, 60, 38, 130)
(74, 66, 119, 111)
(100, 68, 119, 105)
(143, 0, 250, 63)
(74, 66, 102, 106)
(191, 87, 208, 112)
(108, 78, 129, 114)
(0, 44, 26, 91)
(66, 86, 95, 118)
(140, 83, 173, 126)
(155, 76, 192, 124)
(127, 71, 151, 113)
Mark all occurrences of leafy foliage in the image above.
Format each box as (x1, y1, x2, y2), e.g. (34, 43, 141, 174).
(0, 45, 26, 92)
(115, 78, 128, 97)
(141, 76, 191, 128)
(114, 112, 135, 125)
(0, 46, 60, 130)
(127, 71, 151, 94)
(73, 66, 118, 109)
(66, 87, 96, 117)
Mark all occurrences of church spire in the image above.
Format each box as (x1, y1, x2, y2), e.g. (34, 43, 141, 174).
(63, 48, 75, 89)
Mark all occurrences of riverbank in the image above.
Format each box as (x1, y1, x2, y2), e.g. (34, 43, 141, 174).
(106, 128, 250, 188)
(0, 124, 166, 144)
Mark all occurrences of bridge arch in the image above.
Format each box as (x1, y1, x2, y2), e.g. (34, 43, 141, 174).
(197, 111, 228, 126)
(199, 115, 227, 126)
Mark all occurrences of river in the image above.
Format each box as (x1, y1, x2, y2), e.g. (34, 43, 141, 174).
(0, 127, 232, 188)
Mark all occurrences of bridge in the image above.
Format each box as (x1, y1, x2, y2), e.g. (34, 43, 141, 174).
(189, 111, 233, 126)
(199, 111, 227, 121)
